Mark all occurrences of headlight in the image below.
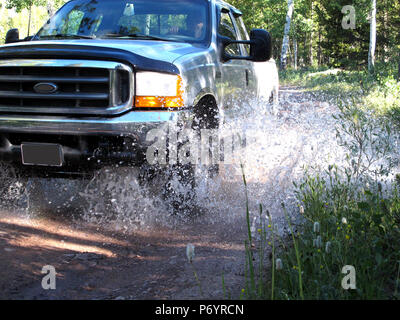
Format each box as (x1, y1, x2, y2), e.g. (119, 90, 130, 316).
(135, 72, 184, 108)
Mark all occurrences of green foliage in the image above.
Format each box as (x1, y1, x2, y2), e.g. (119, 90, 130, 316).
(228, 0, 399, 69)
(0, 1, 67, 42)
(315, 0, 370, 67)
(0, 5, 48, 41)
(5, 0, 46, 12)
(283, 169, 400, 299)
(228, 0, 287, 58)
(4, 0, 66, 12)
(334, 101, 396, 178)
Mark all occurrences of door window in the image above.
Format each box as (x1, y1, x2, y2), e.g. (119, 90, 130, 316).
(218, 11, 241, 56)
(234, 16, 250, 55)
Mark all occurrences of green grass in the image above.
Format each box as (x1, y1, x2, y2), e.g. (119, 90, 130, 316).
(241, 167, 400, 300)
(286, 170, 400, 299)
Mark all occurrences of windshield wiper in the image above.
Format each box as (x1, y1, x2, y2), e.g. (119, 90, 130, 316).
(101, 33, 175, 42)
(36, 34, 96, 40)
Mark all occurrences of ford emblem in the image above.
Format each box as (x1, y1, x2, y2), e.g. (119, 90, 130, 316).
(33, 82, 58, 94)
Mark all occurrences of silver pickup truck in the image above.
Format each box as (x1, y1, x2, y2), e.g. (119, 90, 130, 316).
(0, 0, 278, 207)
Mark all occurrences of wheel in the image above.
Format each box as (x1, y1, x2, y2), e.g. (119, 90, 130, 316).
(191, 95, 220, 177)
(162, 95, 220, 215)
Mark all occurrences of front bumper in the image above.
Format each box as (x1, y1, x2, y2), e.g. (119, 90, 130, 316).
(0, 110, 192, 173)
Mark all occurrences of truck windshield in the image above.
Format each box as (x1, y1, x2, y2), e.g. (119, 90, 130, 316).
(36, 0, 211, 45)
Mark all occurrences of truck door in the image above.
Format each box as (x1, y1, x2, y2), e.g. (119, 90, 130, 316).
(217, 9, 247, 109)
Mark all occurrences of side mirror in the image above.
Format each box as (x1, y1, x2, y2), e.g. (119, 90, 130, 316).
(249, 29, 272, 62)
(5, 28, 20, 44)
(219, 29, 272, 62)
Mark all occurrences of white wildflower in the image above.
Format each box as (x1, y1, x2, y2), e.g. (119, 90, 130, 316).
(250, 217, 257, 234)
(186, 243, 195, 263)
(313, 221, 320, 233)
(276, 258, 283, 270)
(314, 236, 322, 248)
(341, 217, 347, 224)
(325, 241, 331, 253)
(316, 236, 322, 248)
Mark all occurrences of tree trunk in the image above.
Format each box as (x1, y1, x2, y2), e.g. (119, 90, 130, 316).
(280, 0, 295, 70)
(318, 28, 322, 66)
(145, 14, 151, 35)
(398, 54, 400, 81)
(46, 1, 54, 18)
(368, 0, 377, 73)
(294, 35, 298, 70)
(27, 5, 32, 37)
(309, 0, 314, 66)
(383, 0, 388, 62)
(304, 35, 307, 68)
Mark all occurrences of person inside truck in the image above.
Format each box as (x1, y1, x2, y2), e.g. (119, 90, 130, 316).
(168, 14, 205, 39)
(191, 15, 205, 39)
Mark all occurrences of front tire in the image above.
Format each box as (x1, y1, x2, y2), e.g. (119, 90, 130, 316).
(191, 95, 220, 178)
(163, 95, 220, 215)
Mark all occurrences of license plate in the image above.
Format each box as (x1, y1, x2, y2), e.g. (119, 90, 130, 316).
(21, 143, 63, 167)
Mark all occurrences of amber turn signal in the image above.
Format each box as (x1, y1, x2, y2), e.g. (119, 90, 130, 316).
(135, 74, 184, 108)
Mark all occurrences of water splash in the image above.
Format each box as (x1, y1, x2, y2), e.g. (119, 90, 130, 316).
(0, 88, 380, 234)
(194, 89, 346, 228)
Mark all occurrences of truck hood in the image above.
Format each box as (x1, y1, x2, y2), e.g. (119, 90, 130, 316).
(1, 39, 204, 64)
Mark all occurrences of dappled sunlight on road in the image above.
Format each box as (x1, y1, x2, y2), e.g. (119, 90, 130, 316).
(0, 212, 127, 258)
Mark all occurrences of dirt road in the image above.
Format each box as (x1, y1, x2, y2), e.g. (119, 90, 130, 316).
(0, 211, 248, 300)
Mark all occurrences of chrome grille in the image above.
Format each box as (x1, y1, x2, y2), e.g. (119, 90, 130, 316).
(0, 60, 133, 116)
